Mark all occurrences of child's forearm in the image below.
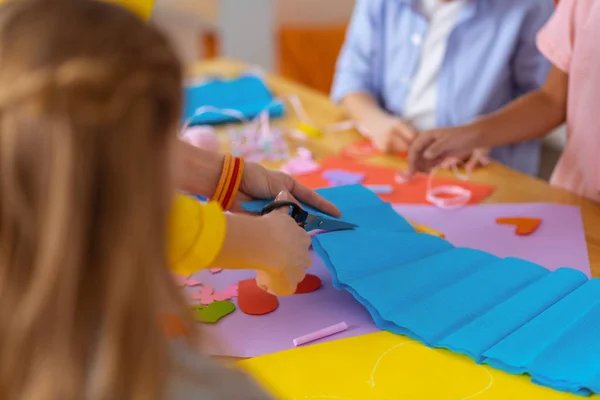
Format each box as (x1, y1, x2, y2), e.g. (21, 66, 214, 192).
(341, 92, 389, 127)
(173, 140, 223, 197)
(211, 214, 271, 272)
(470, 67, 568, 149)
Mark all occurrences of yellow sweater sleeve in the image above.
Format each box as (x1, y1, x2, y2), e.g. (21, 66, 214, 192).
(104, 0, 154, 20)
(168, 195, 227, 276)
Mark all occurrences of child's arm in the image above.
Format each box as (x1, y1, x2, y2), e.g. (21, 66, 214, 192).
(172, 141, 340, 217)
(408, 66, 568, 174)
(341, 93, 417, 153)
(168, 194, 311, 296)
(331, 0, 416, 153)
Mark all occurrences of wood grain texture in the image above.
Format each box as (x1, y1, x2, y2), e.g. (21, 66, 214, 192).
(189, 58, 600, 278)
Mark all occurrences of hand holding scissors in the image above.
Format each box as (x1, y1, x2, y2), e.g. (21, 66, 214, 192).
(260, 201, 357, 232)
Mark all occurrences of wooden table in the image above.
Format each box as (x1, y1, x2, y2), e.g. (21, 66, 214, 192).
(190, 58, 600, 277)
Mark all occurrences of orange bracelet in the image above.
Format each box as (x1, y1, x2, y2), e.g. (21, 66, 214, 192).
(223, 157, 245, 211)
(213, 154, 233, 203)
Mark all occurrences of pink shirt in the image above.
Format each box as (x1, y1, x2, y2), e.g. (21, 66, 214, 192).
(537, 0, 600, 202)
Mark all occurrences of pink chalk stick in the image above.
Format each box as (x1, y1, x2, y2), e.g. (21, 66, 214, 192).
(292, 322, 348, 347)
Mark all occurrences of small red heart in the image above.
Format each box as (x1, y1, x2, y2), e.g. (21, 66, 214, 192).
(295, 274, 322, 294)
(496, 217, 542, 236)
(237, 279, 279, 315)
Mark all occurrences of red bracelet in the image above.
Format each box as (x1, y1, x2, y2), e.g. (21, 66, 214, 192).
(221, 157, 244, 210)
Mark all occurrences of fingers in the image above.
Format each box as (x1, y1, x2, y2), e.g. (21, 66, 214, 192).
(390, 134, 409, 154)
(407, 132, 440, 176)
(282, 173, 342, 218)
(465, 149, 491, 173)
(394, 120, 418, 143)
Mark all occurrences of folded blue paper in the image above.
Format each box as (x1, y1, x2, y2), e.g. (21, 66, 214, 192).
(183, 75, 284, 125)
(242, 184, 600, 396)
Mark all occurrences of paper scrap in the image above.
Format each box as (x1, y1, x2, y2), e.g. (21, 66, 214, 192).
(294, 274, 322, 294)
(192, 301, 236, 324)
(213, 283, 239, 301)
(238, 279, 279, 316)
(323, 169, 366, 187)
(366, 184, 394, 194)
(192, 285, 215, 305)
(209, 268, 223, 274)
(280, 147, 321, 176)
(496, 217, 542, 236)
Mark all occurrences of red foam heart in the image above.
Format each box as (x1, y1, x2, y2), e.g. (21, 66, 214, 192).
(294, 274, 322, 294)
(237, 279, 279, 316)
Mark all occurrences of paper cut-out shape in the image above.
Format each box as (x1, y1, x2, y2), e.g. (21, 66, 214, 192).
(294, 274, 322, 294)
(212, 283, 239, 301)
(366, 184, 394, 194)
(238, 279, 279, 315)
(209, 268, 223, 274)
(496, 217, 542, 236)
(322, 169, 365, 187)
(173, 274, 203, 287)
(296, 157, 495, 205)
(192, 301, 236, 324)
(192, 285, 215, 305)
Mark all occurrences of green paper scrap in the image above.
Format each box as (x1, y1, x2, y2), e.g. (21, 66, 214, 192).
(192, 301, 236, 324)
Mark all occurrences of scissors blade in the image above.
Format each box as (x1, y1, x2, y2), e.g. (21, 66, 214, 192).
(304, 215, 357, 232)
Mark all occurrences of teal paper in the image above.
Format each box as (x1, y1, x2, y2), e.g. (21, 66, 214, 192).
(184, 75, 284, 125)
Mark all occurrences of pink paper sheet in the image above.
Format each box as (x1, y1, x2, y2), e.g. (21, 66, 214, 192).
(393, 203, 591, 277)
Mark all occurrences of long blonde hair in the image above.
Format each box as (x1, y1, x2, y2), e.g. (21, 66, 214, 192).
(0, 1, 187, 399)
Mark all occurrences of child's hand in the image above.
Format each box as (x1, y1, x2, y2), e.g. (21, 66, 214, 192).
(408, 126, 479, 175)
(256, 191, 312, 296)
(234, 162, 341, 218)
(440, 148, 490, 173)
(363, 113, 418, 154)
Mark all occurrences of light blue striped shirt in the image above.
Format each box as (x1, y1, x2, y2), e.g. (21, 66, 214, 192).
(332, 0, 554, 175)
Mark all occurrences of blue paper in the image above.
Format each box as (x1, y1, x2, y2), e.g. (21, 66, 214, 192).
(242, 184, 600, 396)
(483, 279, 600, 375)
(183, 75, 285, 125)
(242, 184, 414, 232)
(440, 268, 587, 362)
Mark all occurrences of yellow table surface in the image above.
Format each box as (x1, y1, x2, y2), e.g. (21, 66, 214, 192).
(191, 58, 600, 399)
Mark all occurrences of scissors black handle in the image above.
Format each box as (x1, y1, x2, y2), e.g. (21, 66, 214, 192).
(260, 201, 309, 225)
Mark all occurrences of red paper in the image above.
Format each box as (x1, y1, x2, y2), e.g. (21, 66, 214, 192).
(297, 157, 495, 205)
(294, 274, 322, 294)
(238, 279, 279, 316)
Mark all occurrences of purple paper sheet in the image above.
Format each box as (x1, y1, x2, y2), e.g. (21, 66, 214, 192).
(393, 203, 591, 277)
(191, 203, 590, 358)
(190, 252, 379, 358)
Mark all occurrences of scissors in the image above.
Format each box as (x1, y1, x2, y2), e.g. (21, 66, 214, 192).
(260, 201, 357, 232)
